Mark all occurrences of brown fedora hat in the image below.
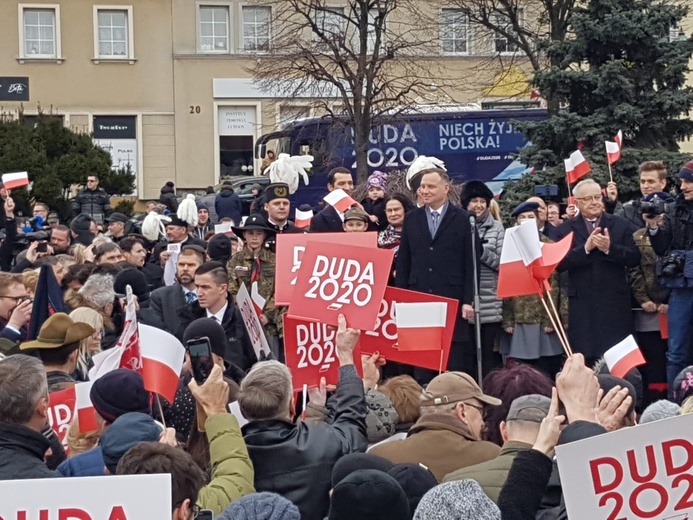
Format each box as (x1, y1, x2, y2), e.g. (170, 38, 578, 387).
(20, 313, 95, 350)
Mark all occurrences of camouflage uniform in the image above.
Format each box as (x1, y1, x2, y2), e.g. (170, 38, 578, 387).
(630, 228, 670, 306)
(227, 247, 284, 338)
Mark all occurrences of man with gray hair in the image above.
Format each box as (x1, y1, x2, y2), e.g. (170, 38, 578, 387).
(239, 314, 367, 520)
(0, 354, 58, 479)
(443, 394, 551, 503)
(555, 178, 641, 363)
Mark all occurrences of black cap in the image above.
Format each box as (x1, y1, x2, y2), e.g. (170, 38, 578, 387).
(264, 183, 291, 202)
(511, 202, 540, 218)
(167, 216, 189, 228)
(106, 212, 129, 224)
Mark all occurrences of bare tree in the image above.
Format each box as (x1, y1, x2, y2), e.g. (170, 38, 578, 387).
(247, 0, 445, 182)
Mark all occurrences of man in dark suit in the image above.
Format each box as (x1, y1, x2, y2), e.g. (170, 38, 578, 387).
(175, 262, 257, 373)
(310, 167, 355, 233)
(141, 247, 204, 335)
(395, 169, 477, 378)
(555, 179, 641, 363)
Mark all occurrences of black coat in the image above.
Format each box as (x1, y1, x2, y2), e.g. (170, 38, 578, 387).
(174, 298, 258, 373)
(141, 284, 187, 335)
(555, 212, 641, 358)
(72, 187, 112, 222)
(395, 204, 476, 341)
(361, 198, 388, 231)
(0, 423, 59, 480)
(159, 185, 179, 213)
(241, 367, 368, 520)
(310, 205, 344, 233)
(215, 188, 243, 224)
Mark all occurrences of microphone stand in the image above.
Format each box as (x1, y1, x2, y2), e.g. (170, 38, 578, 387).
(469, 214, 484, 388)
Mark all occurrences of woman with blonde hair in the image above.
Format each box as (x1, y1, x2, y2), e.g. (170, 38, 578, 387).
(69, 307, 104, 382)
(22, 269, 40, 298)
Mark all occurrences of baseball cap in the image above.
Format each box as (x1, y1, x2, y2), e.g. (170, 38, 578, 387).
(344, 207, 370, 223)
(420, 372, 501, 407)
(506, 394, 551, 422)
(105, 212, 129, 224)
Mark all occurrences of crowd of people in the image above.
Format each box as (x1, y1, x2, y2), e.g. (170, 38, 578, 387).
(0, 153, 692, 520)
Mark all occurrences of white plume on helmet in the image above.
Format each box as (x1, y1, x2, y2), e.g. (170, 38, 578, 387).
(177, 193, 198, 227)
(141, 212, 170, 242)
(406, 155, 447, 189)
(265, 153, 312, 194)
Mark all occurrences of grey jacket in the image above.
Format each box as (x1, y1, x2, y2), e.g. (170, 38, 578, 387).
(475, 215, 504, 324)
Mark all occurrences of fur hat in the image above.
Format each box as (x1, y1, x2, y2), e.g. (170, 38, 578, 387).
(460, 180, 493, 209)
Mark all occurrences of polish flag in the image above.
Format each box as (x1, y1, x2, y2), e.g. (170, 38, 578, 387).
(251, 281, 266, 317)
(117, 286, 142, 373)
(497, 220, 544, 298)
(603, 335, 646, 379)
(605, 130, 623, 165)
(394, 302, 447, 351)
(295, 208, 313, 229)
(139, 324, 185, 402)
(324, 189, 357, 213)
(75, 381, 98, 433)
(565, 150, 591, 184)
(1, 171, 29, 189)
(88, 345, 123, 381)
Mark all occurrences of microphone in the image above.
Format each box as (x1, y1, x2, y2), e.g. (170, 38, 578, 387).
(469, 214, 476, 227)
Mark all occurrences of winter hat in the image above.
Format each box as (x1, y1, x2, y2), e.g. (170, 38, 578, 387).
(183, 317, 227, 359)
(219, 492, 300, 520)
(167, 216, 190, 228)
(165, 181, 175, 188)
(593, 359, 643, 412)
(100, 412, 162, 473)
(460, 180, 493, 209)
(196, 201, 209, 212)
(673, 365, 693, 405)
(332, 452, 394, 487)
(413, 480, 500, 520)
(114, 268, 150, 304)
(329, 469, 410, 520)
(344, 206, 370, 223)
(678, 161, 693, 181)
(70, 213, 94, 235)
(511, 201, 540, 219)
(207, 234, 232, 264)
(367, 171, 388, 193)
(90, 369, 151, 423)
(387, 463, 438, 516)
(639, 400, 681, 424)
(558, 421, 606, 445)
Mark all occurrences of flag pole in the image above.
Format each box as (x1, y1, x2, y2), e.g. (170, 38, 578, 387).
(539, 295, 572, 357)
(542, 279, 571, 355)
(156, 394, 167, 428)
(607, 161, 614, 183)
(438, 348, 444, 375)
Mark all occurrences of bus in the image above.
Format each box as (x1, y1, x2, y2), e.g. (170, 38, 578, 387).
(254, 105, 547, 208)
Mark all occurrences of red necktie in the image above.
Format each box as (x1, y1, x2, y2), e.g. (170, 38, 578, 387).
(251, 257, 261, 283)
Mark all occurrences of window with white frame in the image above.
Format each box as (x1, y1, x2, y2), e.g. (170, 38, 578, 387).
(20, 5, 60, 59)
(242, 6, 270, 52)
(493, 9, 522, 54)
(314, 7, 345, 45)
(440, 9, 469, 55)
(199, 5, 230, 52)
(94, 7, 134, 59)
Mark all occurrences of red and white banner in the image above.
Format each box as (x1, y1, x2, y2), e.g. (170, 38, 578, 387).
(289, 240, 394, 331)
(394, 302, 447, 351)
(323, 189, 357, 213)
(139, 325, 185, 402)
(75, 381, 98, 433)
(603, 335, 646, 378)
(0, 474, 171, 520)
(294, 208, 313, 229)
(605, 130, 623, 165)
(565, 150, 591, 184)
(237, 283, 271, 360)
(557, 414, 693, 520)
(275, 232, 378, 305)
(361, 287, 458, 371)
(1, 171, 29, 190)
(117, 285, 142, 373)
(47, 387, 76, 451)
(283, 315, 362, 390)
(250, 281, 266, 317)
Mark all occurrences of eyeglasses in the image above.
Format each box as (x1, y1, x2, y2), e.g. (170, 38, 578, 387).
(575, 195, 603, 202)
(464, 402, 484, 413)
(0, 295, 29, 302)
(87, 179, 97, 183)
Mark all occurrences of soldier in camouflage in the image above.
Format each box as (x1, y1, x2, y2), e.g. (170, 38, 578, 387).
(228, 214, 284, 357)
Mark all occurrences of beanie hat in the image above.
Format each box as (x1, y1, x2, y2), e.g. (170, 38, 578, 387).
(329, 469, 410, 520)
(183, 317, 227, 359)
(70, 213, 94, 235)
(413, 480, 500, 520)
(100, 412, 162, 473)
(460, 180, 493, 209)
(387, 463, 438, 515)
(207, 234, 232, 263)
(596, 374, 636, 418)
(332, 452, 394, 488)
(558, 421, 607, 445)
(673, 365, 693, 405)
(678, 161, 693, 181)
(640, 399, 681, 424)
(90, 369, 151, 423)
(114, 268, 150, 304)
(196, 201, 209, 212)
(165, 181, 175, 188)
(367, 171, 388, 193)
(219, 492, 300, 520)
(593, 359, 643, 412)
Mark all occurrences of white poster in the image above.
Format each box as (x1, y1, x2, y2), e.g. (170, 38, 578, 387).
(0, 474, 171, 520)
(218, 107, 256, 136)
(236, 283, 271, 359)
(94, 138, 138, 174)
